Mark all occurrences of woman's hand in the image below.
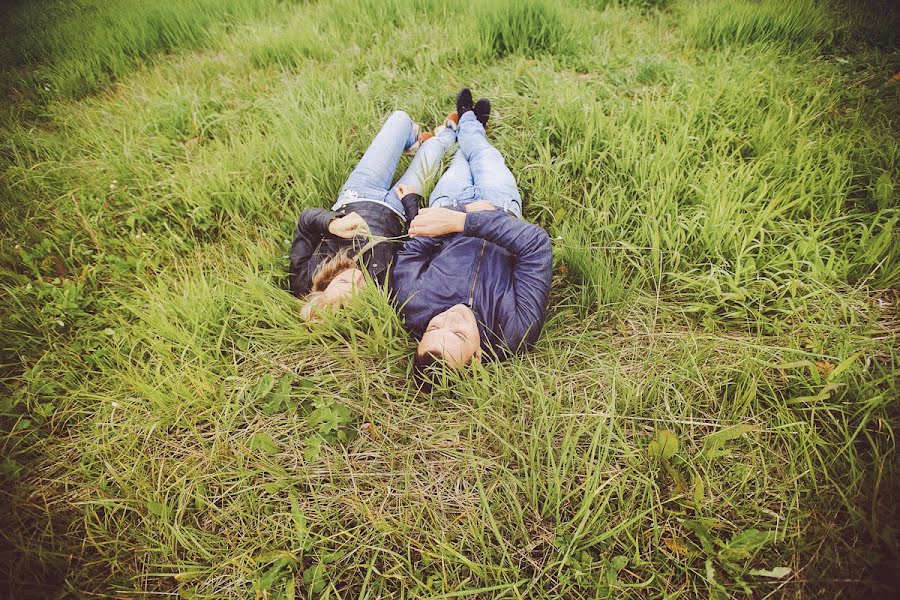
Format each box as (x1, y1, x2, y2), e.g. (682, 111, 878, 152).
(395, 184, 419, 199)
(328, 212, 369, 239)
(409, 207, 466, 238)
(465, 200, 496, 213)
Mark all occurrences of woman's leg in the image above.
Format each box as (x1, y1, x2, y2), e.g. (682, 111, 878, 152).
(391, 126, 457, 200)
(428, 148, 476, 207)
(339, 111, 417, 201)
(456, 111, 522, 217)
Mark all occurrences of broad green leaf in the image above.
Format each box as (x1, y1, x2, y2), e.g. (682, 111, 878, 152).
(703, 424, 759, 457)
(285, 574, 296, 600)
(263, 374, 294, 414)
(786, 383, 840, 405)
(874, 172, 893, 205)
(322, 550, 346, 564)
(253, 374, 275, 400)
(250, 432, 280, 454)
(146, 500, 170, 518)
(827, 352, 861, 382)
(303, 436, 323, 462)
(256, 558, 290, 591)
(289, 491, 308, 536)
(309, 403, 352, 437)
(303, 563, 327, 594)
(722, 529, 775, 559)
(194, 482, 206, 511)
(648, 429, 679, 460)
(605, 555, 628, 586)
(683, 518, 717, 555)
(262, 482, 286, 494)
(692, 475, 705, 507)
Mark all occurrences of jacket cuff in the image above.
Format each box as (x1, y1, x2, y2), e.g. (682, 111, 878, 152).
(311, 209, 340, 235)
(462, 209, 506, 237)
(401, 193, 423, 224)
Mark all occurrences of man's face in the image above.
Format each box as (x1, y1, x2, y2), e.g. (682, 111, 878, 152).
(322, 268, 366, 305)
(417, 304, 482, 368)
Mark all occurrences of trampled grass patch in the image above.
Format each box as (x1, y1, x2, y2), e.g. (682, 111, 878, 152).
(0, 0, 897, 598)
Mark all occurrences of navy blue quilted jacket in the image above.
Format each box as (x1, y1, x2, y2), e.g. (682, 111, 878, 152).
(390, 210, 553, 360)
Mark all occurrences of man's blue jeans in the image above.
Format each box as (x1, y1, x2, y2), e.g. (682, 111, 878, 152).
(429, 111, 523, 218)
(332, 111, 456, 218)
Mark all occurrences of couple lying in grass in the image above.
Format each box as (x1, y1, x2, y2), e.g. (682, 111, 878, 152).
(288, 88, 552, 372)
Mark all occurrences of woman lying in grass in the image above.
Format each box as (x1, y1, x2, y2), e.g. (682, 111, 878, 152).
(288, 110, 458, 319)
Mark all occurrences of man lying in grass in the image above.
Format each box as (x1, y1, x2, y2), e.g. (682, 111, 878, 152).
(392, 89, 553, 370)
(288, 109, 458, 319)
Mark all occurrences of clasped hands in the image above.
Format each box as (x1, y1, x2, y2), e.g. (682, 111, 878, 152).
(409, 200, 495, 238)
(327, 184, 423, 239)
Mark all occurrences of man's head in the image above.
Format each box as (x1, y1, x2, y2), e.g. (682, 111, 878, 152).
(415, 304, 482, 369)
(300, 252, 366, 320)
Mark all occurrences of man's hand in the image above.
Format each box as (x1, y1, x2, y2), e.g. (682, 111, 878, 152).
(328, 212, 369, 239)
(465, 200, 496, 213)
(409, 207, 466, 238)
(395, 183, 418, 199)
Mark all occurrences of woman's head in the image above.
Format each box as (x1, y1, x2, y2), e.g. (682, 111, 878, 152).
(300, 251, 367, 320)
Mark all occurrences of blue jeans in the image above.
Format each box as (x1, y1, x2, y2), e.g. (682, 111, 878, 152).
(429, 111, 523, 218)
(333, 111, 456, 218)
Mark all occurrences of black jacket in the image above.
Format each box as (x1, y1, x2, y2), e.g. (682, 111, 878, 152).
(288, 194, 421, 297)
(391, 210, 553, 360)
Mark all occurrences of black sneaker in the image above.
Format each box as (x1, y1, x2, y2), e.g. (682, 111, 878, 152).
(473, 98, 491, 128)
(456, 88, 474, 116)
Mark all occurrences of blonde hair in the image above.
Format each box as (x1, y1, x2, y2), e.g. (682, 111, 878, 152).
(300, 250, 359, 320)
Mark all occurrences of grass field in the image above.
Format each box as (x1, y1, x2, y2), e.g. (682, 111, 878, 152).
(1, 0, 898, 597)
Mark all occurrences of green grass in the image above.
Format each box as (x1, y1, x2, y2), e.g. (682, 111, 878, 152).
(1, 0, 898, 598)
(478, 0, 580, 59)
(684, 0, 832, 49)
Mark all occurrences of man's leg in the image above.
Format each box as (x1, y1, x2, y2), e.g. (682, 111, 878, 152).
(428, 148, 476, 208)
(339, 111, 417, 200)
(391, 126, 457, 199)
(456, 111, 523, 217)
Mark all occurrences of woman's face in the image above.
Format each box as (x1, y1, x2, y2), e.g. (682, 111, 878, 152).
(322, 268, 367, 305)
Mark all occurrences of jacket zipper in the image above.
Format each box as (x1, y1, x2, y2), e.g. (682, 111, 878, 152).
(468, 240, 487, 307)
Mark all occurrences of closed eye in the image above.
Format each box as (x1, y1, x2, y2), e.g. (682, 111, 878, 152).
(454, 331, 466, 341)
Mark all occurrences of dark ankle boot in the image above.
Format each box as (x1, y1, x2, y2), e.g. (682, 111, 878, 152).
(456, 88, 474, 116)
(474, 98, 491, 128)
